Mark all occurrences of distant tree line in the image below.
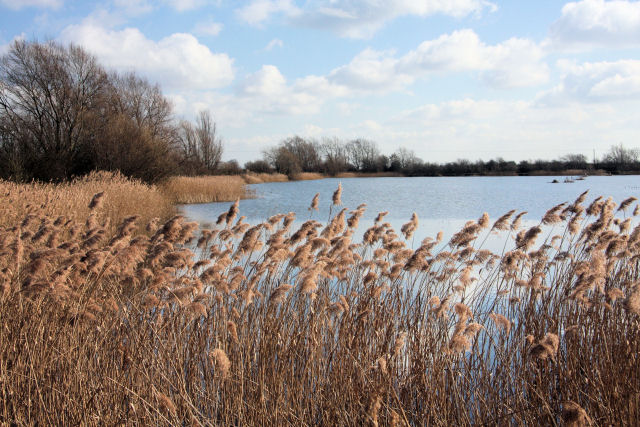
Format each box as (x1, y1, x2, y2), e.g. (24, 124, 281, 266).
(0, 40, 229, 182)
(249, 137, 640, 177)
(3, 41, 639, 183)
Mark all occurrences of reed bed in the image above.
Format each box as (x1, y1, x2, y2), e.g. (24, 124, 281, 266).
(242, 172, 289, 184)
(0, 171, 173, 233)
(161, 175, 250, 204)
(1, 186, 639, 425)
(292, 172, 325, 181)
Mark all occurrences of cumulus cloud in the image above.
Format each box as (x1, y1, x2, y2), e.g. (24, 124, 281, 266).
(236, 0, 496, 37)
(234, 65, 347, 115)
(329, 48, 413, 91)
(549, 0, 640, 50)
(59, 23, 234, 90)
(329, 30, 548, 90)
(538, 59, 640, 104)
(0, 0, 62, 9)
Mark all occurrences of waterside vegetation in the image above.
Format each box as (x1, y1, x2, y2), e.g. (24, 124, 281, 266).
(1, 182, 639, 425)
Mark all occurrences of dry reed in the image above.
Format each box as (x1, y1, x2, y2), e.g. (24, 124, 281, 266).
(160, 175, 250, 204)
(1, 183, 639, 425)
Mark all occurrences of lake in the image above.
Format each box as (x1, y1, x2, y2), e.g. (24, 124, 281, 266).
(180, 175, 640, 245)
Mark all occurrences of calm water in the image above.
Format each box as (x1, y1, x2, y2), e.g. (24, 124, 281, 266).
(181, 175, 640, 243)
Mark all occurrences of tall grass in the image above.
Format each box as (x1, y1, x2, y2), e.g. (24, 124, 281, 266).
(1, 186, 639, 425)
(160, 175, 250, 204)
(0, 171, 173, 232)
(241, 172, 288, 184)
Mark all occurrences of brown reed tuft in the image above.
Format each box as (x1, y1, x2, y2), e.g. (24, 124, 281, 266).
(211, 349, 231, 379)
(529, 333, 559, 361)
(309, 193, 320, 211)
(332, 182, 342, 206)
(562, 401, 592, 427)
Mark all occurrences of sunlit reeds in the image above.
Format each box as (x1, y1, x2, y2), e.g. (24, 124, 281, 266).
(0, 171, 173, 232)
(1, 184, 639, 425)
(160, 175, 251, 203)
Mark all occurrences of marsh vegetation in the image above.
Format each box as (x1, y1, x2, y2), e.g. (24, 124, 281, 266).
(1, 178, 639, 425)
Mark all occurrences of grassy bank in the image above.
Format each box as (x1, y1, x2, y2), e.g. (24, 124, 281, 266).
(160, 175, 249, 204)
(0, 171, 173, 232)
(1, 180, 639, 425)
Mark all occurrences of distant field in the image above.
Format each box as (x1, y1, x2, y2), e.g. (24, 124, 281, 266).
(0, 176, 638, 425)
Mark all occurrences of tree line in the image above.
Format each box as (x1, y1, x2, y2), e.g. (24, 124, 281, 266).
(2, 40, 639, 183)
(248, 137, 640, 177)
(0, 40, 227, 182)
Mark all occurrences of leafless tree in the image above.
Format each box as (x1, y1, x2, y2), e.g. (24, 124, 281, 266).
(195, 110, 223, 172)
(346, 138, 381, 172)
(177, 110, 223, 174)
(603, 144, 639, 168)
(0, 40, 110, 180)
(94, 72, 178, 181)
(390, 147, 419, 171)
(320, 137, 349, 175)
(281, 136, 321, 172)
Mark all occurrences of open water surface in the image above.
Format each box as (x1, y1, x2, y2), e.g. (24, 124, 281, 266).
(181, 175, 640, 244)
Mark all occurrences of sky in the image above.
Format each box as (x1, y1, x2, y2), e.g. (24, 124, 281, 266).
(1, 0, 640, 164)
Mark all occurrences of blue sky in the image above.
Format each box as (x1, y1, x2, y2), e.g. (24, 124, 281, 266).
(2, 0, 640, 164)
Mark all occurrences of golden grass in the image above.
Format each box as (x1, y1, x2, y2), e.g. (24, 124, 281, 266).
(292, 172, 325, 181)
(0, 171, 173, 233)
(160, 175, 250, 204)
(241, 172, 289, 184)
(1, 186, 640, 425)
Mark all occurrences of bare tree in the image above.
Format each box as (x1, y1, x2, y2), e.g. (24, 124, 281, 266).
(281, 136, 321, 172)
(320, 137, 349, 175)
(390, 147, 419, 171)
(177, 110, 223, 174)
(0, 40, 110, 180)
(346, 139, 381, 172)
(603, 144, 639, 170)
(195, 110, 223, 172)
(94, 72, 179, 181)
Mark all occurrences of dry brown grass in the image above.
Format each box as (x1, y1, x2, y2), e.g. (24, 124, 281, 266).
(241, 172, 289, 184)
(292, 172, 325, 180)
(160, 175, 250, 204)
(1, 184, 640, 425)
(0, 171, 173, 233)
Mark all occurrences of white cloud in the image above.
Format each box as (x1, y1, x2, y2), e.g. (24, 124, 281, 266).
(329, 48, 413, 91)
(264, 38, 283, 50)
(59, 23, 234, 90)
(538, 59, 640, 104)
(329, 30, 548, 90)
(194, 19, 224, 36)
(292, 0, 497, 38)
(549, 0, 640, 50)
(236, 0, 496, 37)
(0, 34, 25, 55)
(234, 65, 347, 115)
(239, 65, 287, 97)
(380, 97, 640, 161)
(165, 0, 209, 11)
(0, 0, 62, 9)
(236, 0, 299, 26)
